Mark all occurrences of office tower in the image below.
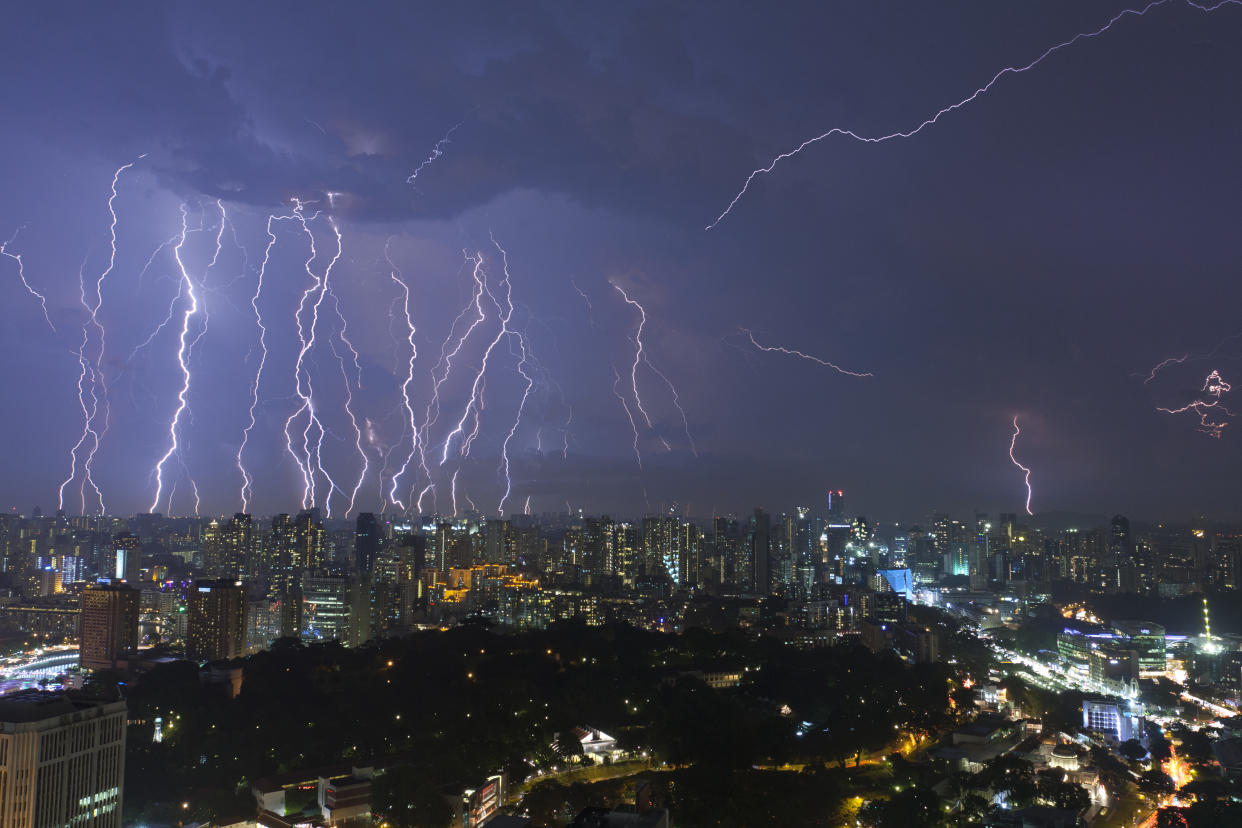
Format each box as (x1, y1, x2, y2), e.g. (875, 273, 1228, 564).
(224, 513, 254, 579)
(186, 579, 248, 662)
(112, 532, 140, 583)
(355, 512, 380, 573)
(793, 508, 818, 598)
(302, 575, 353, 643)
(826, 490, 845, 522)
(268, 514, 301, 638)
(79, 583, 140, 671)
(749, 508, 771, 595)
(0, 690, 127, 827)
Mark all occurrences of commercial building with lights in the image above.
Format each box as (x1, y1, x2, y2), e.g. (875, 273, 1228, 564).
(0, 690, 127, 827)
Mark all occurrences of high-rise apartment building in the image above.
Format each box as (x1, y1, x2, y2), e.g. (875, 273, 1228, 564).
(186, 579, 248, 662)
(79, 583, 139, 671)
(0, 690, 127, 827)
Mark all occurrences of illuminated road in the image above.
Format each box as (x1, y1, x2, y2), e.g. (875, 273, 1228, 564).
(0, 645, 79, 693)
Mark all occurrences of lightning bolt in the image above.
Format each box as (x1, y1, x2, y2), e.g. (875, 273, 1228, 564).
(571, 277, 597, 328)
(388, 271, 419, 512)
(421, 251, 488, 479)
(0, 228, 55, 332)
(406, 121, 463, 187)
(741, 327, 873, 377)
(612, 365, 643, 470)
(450, 467, 460, 517)
(498, 318, 536, 515)
(1143, 354, 1190, 384)
(524, 494, 532, 515)
(706, 0, 1242, 229)
(1008, 415, 1034, 516)
(149, 204, 203, 514)
(613, 283, 698, 454)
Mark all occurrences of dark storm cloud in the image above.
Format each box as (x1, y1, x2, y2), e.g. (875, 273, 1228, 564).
(2, 2, 756, 222)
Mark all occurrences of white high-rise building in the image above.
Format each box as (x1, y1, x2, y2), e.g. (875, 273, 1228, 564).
(0, 691, 126, 827)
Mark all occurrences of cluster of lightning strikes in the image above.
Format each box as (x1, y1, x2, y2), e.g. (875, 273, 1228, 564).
(1008, 415, 1034, 516)
(706, 0, 1242, 230)
(740, 327, 873, 378)
(58, 158, 142, 515)
(45, 160, 587, 518)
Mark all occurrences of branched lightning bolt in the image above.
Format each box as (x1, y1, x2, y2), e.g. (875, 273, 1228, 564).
(282, 207, 348, 516)
(613, 283, 698, 454)
(1009, 415, 1034, 516)
(440, 238, 517, 465)
(612, 365, 643, 470)
(741, 327, 873, 377)
(0, 228, 55, 332)
(1157, 370, 1236, 437)
(421, 251, 488, 483)
(150, 205, 202, 514)
(61, 158, 143, 513)
(706, 0, 1242, 229)
(498, 320, 536, 515)
(612, 284, 655, 429)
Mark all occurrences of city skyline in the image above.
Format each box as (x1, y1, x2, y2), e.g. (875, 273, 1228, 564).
(4, 2, 1242, 521)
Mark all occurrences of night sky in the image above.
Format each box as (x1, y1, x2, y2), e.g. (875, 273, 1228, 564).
(2, 1, 1241, 522)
